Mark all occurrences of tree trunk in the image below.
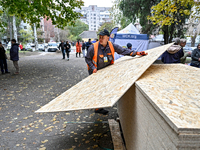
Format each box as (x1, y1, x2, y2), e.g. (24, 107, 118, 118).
(57, 28, 60, 42)
(8, 16, 12, 41)
(163, 25, 169, 44)
(169, 24, 175, 43)
(191, 33, 197, 47)
(34, 23, 38, 51)
(13, 15, 18, 42)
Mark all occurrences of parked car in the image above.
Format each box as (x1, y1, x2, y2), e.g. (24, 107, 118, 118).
(24, 43, 32, 51)
(7, 42, 11, 50)
(44, 43, 48, 48)
(47, 42, 58, 52)
(38, 44, 45, 51)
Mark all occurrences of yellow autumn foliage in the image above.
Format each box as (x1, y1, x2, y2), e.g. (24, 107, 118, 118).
(148, 0, 200, 27)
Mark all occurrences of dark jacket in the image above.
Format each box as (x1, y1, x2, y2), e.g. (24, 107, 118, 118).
(191, 48, 200, 65)
(86, 42, 92, 50)
(161, 48, 184, 64)
(10, 43, 19, 61)
(85, 42, 136, 75)
(59, 42, 65, 51)
(82, 42, 86, 50)
(0, 46, 6, 59)
(64, 43, 71, 52)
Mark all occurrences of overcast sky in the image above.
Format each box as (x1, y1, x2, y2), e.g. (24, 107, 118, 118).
(83, 0, 114, 7)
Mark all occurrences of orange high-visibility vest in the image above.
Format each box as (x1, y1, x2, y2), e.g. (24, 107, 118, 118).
(87, 41, 115, 70)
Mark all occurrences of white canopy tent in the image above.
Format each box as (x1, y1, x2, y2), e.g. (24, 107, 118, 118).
(113, 23, 149, 60)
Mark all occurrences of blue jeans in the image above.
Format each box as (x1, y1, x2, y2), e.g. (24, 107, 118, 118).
(0, 59, 8, 73)
(62, 50, 65, 59)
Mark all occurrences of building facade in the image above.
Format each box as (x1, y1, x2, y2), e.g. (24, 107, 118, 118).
(76, 5, 112, 31)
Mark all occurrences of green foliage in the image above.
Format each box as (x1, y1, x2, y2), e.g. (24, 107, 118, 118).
(0, 0, 84, 28)
(19, 26, 34, 43)
(119, 0, 161, 34)
(148, 0, 200, 43)
(37, 29, 45, 43)
(97, 22, 115, 34)
(111, 0, 132, 29)
(67, 20, 88, 41)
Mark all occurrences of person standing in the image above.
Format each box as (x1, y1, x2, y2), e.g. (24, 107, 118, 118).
(59, 41, 65, 59)
(76, 40, 82, 58)
(0, 42, 10, 74)
(82, 41, 86, 58)
(85, 29, 147, 115)
(19, 43, 23, 50)
(86, 39, 92, 52)
(161, 38, 184, 64)
(179, 39, 190, 64)
(190, 43, 200, 68)
(10, 39, 19, 75)
(64, 41, 71, 61)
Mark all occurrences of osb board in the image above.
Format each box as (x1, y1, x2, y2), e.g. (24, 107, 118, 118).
(108, 119, 126, 150)
(36, 43, 173, 113)
(136, 64, 200, 131)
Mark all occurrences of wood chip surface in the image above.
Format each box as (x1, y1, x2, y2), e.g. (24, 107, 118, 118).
(36, 43, 173, 113)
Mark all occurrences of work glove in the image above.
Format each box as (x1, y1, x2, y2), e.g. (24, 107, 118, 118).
(136, 51, 148, 56)
(93, 68, 97, 73)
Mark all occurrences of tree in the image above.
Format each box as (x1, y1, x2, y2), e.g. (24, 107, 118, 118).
(111, 0, 133, 29)
(37, 29, 45, 43)
(0, 0, 84, 28)
(67, 20, 88, 41)
(97, 22, 115, 34)
(148, 0, 200, 43)
(186, 7, 200, 46)
(119, 0, 161, 34)
(19, 26, 34, 44)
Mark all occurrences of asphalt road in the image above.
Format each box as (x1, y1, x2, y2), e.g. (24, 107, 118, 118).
(0, 51, 118, 150)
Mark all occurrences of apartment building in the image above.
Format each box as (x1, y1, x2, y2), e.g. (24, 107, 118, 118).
(76, 5, 112, 31)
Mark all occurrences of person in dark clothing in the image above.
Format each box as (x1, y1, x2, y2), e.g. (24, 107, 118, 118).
(64, 41, 71, 61)
(82, 41, 86, 58)
(59, 41, 65, 59)
(191, 43, 200, 68)
(0, 42, 10, 74)
(127, 43, 132, 50)
(161, 38, 184, 64)
(10, 39, 19, 74)
(86, 39, 92, 51)
(85, 29, 147, 115)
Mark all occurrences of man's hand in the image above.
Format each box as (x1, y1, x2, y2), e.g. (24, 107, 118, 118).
(93, 69, 97, 73)
(198, 58, 200, 61)
(136, 51, 148, 56)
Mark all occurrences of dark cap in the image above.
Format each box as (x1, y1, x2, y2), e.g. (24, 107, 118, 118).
(127, 43, 132, 48)
(98, 29, 110, 36)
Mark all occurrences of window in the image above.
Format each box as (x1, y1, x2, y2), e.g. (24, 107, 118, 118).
(24, 26, 27, 29)
(94, 17, 96, 20)
(94, 14, 96, 16)
(94, 28, 96, 30)
(94, 25, 96, 27)
(94, 21, 96, 23)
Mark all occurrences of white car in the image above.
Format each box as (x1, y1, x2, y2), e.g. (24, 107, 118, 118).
(7, 42, 11, 50)
(38, 44, 45, 51)
(47, 42, 58, 52)
(25, 43, 32, 51)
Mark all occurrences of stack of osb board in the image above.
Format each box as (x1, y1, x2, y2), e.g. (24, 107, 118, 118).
(118, 64, 200, 150)
(36, 43, 173, 113)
